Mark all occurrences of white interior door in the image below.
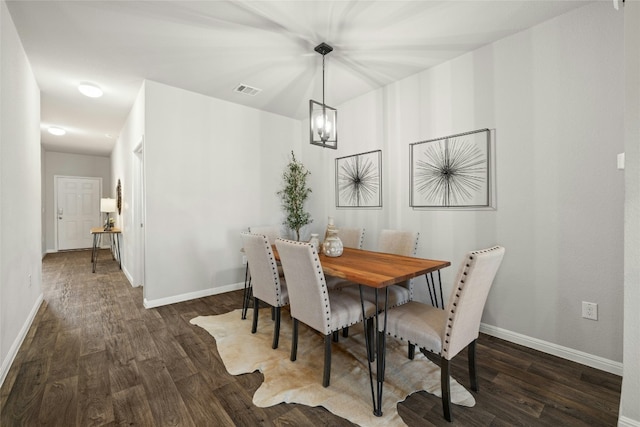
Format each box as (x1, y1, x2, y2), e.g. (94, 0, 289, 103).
(56, 176, 102, 250)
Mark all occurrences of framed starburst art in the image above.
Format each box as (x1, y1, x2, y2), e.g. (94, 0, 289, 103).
(410, 129, 491, 209)
(336, 150, 382, 208)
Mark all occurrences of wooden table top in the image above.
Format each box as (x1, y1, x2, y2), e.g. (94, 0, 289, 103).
(274, 246, 450, 288)
(90, 227, 122, 234)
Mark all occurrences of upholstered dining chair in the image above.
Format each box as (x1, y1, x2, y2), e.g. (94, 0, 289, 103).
(343, 229, 420, 309)
(240, 232, 289, 349)
(379, 228, 421, 303)
(325, 227, 365, 292)
(274, 238, 376, 387)
(337, 227, 365, 249)
(241, 225, 285, 319)
(381, 246, 505, 422)
(248, 225, 283, 245)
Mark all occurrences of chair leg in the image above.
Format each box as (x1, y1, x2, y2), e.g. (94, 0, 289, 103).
(468, 339, 478, 392)
(251, 297, 259, 333)
(408, 342, 415, 360)
(441, 358, 452, 422)
(272, 307, 281, 349)
(342, 326, 349, 338)
(323, 334, 332, 387)
(241, 265, 250, 320)
(290, 318, 298, 362)
(332, 330, 339, 342)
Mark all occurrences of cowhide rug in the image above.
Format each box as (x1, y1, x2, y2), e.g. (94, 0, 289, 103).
(191, 308, 475, 426)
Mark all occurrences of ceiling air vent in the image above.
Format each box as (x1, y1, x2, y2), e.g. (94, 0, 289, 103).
(233, 84, 262, 96)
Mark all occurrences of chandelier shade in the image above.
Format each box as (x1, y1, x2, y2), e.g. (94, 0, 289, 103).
(310, 100, 337, 149)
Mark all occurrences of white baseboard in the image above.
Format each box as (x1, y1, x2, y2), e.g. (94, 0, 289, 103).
(480, 323, 623, 376)
(618, 415, 640, 427)
(140, 288, 624, 376)
(121, 264, 139, 288)
(143, 282, 245, 309)
(0, 293, 44, 387)
(45, 246, 108, 254)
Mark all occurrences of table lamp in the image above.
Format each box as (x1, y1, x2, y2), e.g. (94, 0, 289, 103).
(100, 198, 117, 230)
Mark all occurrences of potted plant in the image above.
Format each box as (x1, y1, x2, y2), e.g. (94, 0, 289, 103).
(277, 151, 312, 241)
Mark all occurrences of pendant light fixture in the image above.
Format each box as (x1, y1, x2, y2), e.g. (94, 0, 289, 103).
(310, 42, 337, 149)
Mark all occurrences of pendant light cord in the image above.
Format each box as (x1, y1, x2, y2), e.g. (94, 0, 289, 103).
(322, 53, 326, 114)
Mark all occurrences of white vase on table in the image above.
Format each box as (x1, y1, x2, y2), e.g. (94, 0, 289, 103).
(322, 227, 343, 257)
(308, 233, 320, 252)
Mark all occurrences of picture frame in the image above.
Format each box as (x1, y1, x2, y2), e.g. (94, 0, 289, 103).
(336, 150, 382, 208)
(410, 129, 491, 209)
(116, 179, 122, 215)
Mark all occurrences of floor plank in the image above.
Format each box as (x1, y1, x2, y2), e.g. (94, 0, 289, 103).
(38, 376, 78, 426)
(77, 350, 114, 426)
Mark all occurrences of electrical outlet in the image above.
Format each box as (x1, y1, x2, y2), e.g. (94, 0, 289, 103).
(582, 301, 598, 320)
(28, 273, 32, 288)
(242, 255, 247, 265)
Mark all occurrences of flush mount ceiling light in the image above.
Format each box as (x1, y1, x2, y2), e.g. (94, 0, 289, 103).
(310, 42, 337, 149)
(48, 126, 66, 136)
(78, 82, 103, 98)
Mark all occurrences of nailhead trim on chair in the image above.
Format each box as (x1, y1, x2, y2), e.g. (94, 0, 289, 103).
(441, 246, 501, 359)
(280, 238, 372, 334)
(262, 235, 285, 304)
(289, 240, 333, 332)
(242, 232, 287, 307)
(266, 235, 285, 305)
(408, 232, 420, 300)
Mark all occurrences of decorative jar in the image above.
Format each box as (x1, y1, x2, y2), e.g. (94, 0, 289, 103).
(308, 233, 320, 252)
(322, 228, 343, 257)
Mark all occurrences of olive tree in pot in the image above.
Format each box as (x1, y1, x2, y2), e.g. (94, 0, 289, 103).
(277, 151, 312, 241)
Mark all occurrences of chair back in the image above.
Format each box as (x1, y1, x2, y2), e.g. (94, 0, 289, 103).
(442, 246, 505, 360)
(248, 225, 282, 245)
(241, 232, 286, 307)
(338, 227, 365, 249)
(378, 229, 419, 256)
(378, 229, 420, 298)
(275, 238, 332, 335)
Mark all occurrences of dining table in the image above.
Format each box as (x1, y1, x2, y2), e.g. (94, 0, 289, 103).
(274, 245, 450, 417)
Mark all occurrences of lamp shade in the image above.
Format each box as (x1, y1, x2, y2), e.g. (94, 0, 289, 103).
(100, 198, 117, 213)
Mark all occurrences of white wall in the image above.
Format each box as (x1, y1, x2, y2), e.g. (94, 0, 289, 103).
(106, 1, 630, 397)
(110, 82, 145, 287)
(0, 0, 43, 385)
(112, 80, 300, 306)
(619, 1, 640, 425)
(43, 151, 111, 252)
(302, 2, 625, 365)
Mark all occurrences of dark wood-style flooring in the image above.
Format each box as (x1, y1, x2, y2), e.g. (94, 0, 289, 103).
(1, 250, 622, 426)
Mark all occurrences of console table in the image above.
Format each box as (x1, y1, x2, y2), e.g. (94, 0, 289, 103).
(90, 227, 122, 273)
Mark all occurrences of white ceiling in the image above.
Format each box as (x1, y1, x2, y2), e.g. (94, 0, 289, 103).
(6, 0, 594, 157)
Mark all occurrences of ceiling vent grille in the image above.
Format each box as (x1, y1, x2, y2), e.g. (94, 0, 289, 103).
(233, 84, 261, 96)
